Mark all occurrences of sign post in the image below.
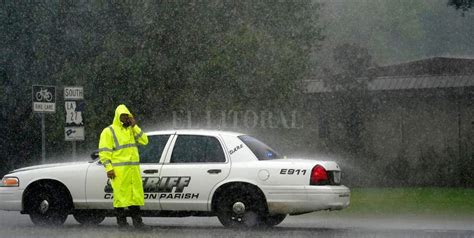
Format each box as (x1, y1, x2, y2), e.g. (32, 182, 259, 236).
(64, 86, 84, 160)
(32, 85, 56, 164)
(41, 114, 45, 164)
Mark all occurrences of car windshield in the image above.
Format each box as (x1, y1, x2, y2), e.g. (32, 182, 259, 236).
(238, 135, 282, 160)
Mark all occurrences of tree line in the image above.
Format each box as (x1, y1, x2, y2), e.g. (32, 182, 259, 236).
(1, 1, 470, 187)
(1, 1, 323, 175)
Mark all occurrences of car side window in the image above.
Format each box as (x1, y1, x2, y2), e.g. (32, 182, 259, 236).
(170, 135, 226, 163)
(139, 135, 170, 163)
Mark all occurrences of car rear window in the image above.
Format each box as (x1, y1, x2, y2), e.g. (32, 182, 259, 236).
(238, 135, 282, 160)
(170, 135, 226, 163)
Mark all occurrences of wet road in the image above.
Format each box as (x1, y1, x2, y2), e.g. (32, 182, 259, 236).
(1, 211, 473, 238)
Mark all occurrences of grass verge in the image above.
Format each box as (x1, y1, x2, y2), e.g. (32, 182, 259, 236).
(337, 187, 474, 216)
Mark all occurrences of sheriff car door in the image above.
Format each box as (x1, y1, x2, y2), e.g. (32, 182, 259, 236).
(158, 133, 231, 211)
(138, 133, 174, 210)
(85, 133, 173, 210)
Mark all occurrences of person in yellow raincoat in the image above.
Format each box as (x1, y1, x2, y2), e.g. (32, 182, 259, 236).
(98, 104, 148, 228)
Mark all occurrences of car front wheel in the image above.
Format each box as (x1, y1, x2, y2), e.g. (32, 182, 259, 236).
(26, 183, 70, 226)
(73, 210, 106, 225)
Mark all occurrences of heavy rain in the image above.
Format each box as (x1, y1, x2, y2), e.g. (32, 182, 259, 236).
(1, 0, 473, 237)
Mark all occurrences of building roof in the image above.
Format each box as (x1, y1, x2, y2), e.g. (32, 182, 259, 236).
(305, 75, 474, 93)
(305, 57, 474, 93)
(368, 75, 474, 91)
(371, 57, 474, 76)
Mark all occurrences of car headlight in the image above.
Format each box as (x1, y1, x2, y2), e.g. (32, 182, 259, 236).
(1, 177, 19, 187)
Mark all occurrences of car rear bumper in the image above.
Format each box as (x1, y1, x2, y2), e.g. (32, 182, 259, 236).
(265, 185, 350, 215)
(0, 188, 23, 211)
(305, 185, 350, 211)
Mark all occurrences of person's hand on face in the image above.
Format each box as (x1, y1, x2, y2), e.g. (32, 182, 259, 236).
(120, 114, 131, 128)
(129, 117, 136, 127)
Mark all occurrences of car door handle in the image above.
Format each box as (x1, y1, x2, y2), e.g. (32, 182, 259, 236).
(207, 169, 221, 174)
(143, 169, 159, 174)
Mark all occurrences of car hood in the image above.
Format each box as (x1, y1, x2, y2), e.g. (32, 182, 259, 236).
(11, 161, 89, 173)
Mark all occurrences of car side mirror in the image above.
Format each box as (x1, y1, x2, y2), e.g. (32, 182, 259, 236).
(90, 150, 99, 160)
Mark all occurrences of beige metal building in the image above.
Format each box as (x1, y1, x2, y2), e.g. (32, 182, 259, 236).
(305, 57, 474, 183)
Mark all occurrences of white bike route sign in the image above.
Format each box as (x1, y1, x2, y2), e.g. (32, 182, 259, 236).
(32, 85, 56, 113)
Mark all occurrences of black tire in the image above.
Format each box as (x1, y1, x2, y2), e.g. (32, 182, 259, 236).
(73, 211, 106, 225)
(262, 214, 287, 227)
(26, 183, 70, 226)
(216, 185, 267, 228)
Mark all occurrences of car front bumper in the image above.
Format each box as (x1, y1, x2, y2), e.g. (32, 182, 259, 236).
(0, 187, 23, 211)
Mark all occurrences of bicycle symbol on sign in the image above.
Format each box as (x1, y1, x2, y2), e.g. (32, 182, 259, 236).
(35, 88, 53, 102)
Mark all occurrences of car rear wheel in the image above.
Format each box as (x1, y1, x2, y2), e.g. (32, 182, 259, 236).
(26, 183, 70, 226)
(73, 210, 106, 225)
(216, 185, 267, 228)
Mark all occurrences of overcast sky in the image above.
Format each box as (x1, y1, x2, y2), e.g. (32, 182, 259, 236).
(317, 0, 474, 65)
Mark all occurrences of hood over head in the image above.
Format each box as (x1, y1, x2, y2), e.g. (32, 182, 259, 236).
(113, 104, 133, 127)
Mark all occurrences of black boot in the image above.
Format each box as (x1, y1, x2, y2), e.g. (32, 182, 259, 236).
(129, 206, 147, 229)
(115, 208, 129, 228)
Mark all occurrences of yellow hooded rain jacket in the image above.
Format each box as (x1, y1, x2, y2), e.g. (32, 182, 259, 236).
(98, 104, 148, 208)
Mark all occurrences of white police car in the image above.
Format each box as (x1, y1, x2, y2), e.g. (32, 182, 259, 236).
(0, 130, 350, 228)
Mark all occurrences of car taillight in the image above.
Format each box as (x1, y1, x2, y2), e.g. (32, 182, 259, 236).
(310, 165, 329, 185)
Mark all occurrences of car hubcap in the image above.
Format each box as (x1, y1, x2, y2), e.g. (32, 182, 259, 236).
(232, 201, 246, 215)
(39, 200, 49, 214)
